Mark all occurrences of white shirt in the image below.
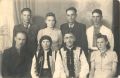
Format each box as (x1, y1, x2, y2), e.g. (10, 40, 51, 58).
(43, 51, 48, 68)
(69, 23, 74, 28)
(87, 25, 114, 50)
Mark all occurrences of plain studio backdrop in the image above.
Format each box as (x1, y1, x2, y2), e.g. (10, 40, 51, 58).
(1, 0, 120, 78)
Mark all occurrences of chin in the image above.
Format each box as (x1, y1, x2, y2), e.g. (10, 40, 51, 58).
(68, 21, 74, 23)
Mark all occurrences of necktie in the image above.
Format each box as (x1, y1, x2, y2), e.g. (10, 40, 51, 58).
(69, 25, 73, 32)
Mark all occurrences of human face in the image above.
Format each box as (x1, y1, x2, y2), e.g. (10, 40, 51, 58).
(92, 12, 102, 25)
(66, 10, 77, 23)
(21, 11, 31, 24)
(45, 16, 56, 28)
(41, 39, 51, 50)
(97, 38, 108, 51)
(15, 33, 26, 49)
(64, 33, 75, 48)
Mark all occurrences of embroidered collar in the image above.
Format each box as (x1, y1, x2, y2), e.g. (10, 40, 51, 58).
(63, 46, 76, 51)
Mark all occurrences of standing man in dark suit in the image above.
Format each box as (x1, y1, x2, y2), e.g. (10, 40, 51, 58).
(13, 8, 39, 76)
(60, 7, 88, 58)
(2, 31, 28, 78)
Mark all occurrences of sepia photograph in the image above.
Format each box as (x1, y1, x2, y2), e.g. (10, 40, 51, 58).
(0, 0, 120, 78)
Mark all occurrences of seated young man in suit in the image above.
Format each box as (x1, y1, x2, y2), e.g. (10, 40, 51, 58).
(2, 31, 29, 78)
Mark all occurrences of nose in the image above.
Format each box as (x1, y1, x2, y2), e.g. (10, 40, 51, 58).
(68, 38, 72, 42)
(44, 42, 48, 45)
(69, 16, 72, 19)
(98, 43, 102, 47)
(94, 17, 97, 20)
(20, 40, 25, 44)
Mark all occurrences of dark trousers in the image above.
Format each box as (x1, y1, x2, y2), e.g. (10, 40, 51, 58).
(40, 69, 52, 78)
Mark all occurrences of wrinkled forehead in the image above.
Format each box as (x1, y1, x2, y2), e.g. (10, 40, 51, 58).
(66, 10, 76, 15)
(92, 12, 102, 17)
(21, 11, 31, 15)
(42, 39, 50, 42)
(64, 33, 75, 38)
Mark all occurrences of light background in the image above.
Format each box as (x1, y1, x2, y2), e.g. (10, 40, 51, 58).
(0, 0, 113, 52)
(0, 0, 114, 77)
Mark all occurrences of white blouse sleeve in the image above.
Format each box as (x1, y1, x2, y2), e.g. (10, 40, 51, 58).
(31, 55, 39, 78)
(53, 51, 66, 78)
(79, 50, 89, 78)
(112, 52, 118, 62)
(90, 52, 96, 62)
(107, 29, 114, 50)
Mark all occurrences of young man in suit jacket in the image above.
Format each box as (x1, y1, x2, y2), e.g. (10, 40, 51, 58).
(13, 8, 39, 76)
(60, 7, 88, 59)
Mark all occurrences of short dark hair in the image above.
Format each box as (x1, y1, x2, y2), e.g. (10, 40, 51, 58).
(92, 9, 102, 16)
(96, 33, 110, 49)
(66, 7, 77, 13)
(15, 31, 27, 38)
(64, 32, 75, 38)
(21, 8, 32, 14)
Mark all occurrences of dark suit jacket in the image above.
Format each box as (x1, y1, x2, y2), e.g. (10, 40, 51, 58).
(13, 24, 39, 58)
(60, 21, 88, 58)
(2, 46, 29, 78)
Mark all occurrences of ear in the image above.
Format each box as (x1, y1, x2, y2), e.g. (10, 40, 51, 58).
(21, 13, 23, 18)
(101, 15, 103, 19)
(14, 37, 17, 42)
(106, 41, 109, 45)
(30, 15, 32, 18)
(75, 13, 77, 17)
(63, 38, 66, 44)
(45, 19, 47, 24)
(73, 35, 76, 42)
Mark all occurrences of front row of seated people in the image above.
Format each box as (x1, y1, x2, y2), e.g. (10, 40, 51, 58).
(31, 32, 118, 78)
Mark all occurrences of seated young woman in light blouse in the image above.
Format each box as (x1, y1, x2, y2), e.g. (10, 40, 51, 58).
(89, 33, 118, 78)
(37, 12, 62, 51)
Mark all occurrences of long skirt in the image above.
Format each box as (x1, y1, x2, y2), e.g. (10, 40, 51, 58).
(40, 69, 52, 78)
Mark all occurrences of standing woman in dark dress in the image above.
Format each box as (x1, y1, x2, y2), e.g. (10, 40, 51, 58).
(31, 35, 56, 78)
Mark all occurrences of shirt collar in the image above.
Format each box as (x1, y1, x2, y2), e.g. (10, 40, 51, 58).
(64, 45, 76, 51)
(24, 24, 31, 29)
(69, 23, 74, 28)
